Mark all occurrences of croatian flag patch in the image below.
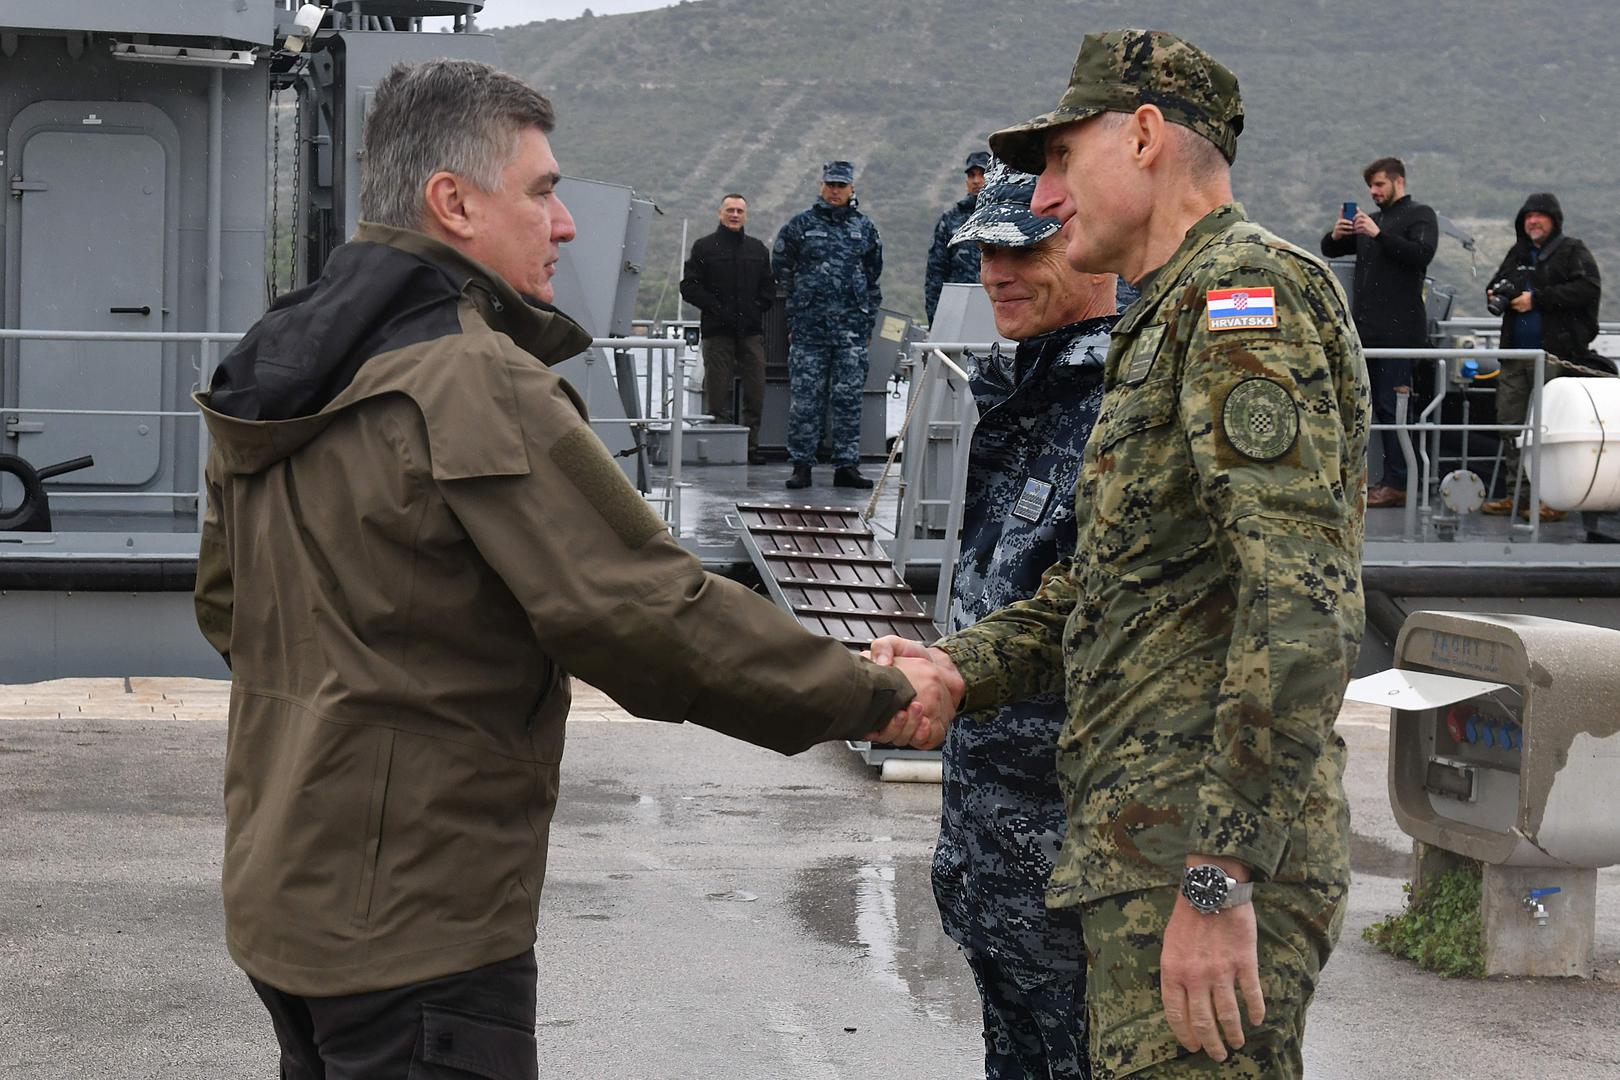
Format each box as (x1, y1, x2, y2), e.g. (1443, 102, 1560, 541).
(1206, 287, 1278, 331)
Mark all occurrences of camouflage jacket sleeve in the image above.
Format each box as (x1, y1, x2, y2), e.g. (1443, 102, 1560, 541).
(925, 213, 952, 322)
(863, 219, 884, 320)
(773, 218, 802, 317)
(933, 556, 1075, 715)
(193, 450, 234, 667)
(1179, 261, 1366, 876)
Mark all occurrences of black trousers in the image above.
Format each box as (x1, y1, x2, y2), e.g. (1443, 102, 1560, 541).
(701, 332, 766, 454)
(249, 950, 538, 1079)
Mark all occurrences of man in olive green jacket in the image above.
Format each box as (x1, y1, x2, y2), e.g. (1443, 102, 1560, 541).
(194, 59, 946, 1077)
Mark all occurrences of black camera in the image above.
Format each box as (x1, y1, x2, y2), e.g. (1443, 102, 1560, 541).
(1486, 277, 1522, 317)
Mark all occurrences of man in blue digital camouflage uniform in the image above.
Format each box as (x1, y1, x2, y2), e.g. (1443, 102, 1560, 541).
(925, 150, 991, 324)
(937, 157, 1122, 1080)
(773, 160, 884, 490)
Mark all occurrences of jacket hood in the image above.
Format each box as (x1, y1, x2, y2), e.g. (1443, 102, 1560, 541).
(198, 224, 590, 471)
(1515, 192, 1564, 246)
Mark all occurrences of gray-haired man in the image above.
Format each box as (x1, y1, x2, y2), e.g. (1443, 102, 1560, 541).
(194, 59, 941, 1077)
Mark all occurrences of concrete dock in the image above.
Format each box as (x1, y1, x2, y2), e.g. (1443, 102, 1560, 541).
(1, 680, 1616, 1078)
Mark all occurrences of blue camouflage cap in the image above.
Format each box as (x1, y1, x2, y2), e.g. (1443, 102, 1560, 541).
(821, 160, 855, 184)
(949, 157, 1061, 249)
(964, 150, 991, 173)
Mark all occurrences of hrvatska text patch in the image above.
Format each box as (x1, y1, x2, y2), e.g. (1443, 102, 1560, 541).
(1206, 287, 1278, 331)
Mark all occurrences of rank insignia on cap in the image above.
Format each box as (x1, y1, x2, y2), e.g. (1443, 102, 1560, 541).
(1222, 377, 1298, 461)
(1206, 287, 1277, 331)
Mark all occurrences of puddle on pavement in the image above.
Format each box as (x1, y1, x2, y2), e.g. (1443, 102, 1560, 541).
(791, 854, 978, 1027)
(1351, 832, 1412, 879)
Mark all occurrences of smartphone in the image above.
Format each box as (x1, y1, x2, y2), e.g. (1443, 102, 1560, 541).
(1342, 201, 1357, 220)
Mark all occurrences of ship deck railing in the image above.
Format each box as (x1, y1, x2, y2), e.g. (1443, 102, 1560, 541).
(0, 329, 698, 558)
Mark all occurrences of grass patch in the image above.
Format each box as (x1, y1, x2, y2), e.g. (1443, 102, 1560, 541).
(1363, 862, 1485, 978)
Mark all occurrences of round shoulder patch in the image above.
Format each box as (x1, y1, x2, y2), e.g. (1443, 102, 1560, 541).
(1222, 378, 1299, 461)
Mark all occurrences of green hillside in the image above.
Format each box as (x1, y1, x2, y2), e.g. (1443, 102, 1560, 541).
(495, 0, 1620, 323)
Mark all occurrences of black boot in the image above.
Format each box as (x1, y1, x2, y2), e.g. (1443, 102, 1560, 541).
(832, 466, 873, 489)
(786, 465, 812, 490)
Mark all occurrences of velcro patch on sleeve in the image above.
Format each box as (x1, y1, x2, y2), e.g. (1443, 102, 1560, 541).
(550, 426, 669, 549)
(1221, 377, 1299, 461)
(1206, 287, 1278, 331)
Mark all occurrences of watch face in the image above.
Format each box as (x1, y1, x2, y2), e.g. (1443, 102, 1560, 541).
(1183, 866, 1230, 912)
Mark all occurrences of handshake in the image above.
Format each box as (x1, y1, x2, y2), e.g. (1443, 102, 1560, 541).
(862, 635, 966, 750)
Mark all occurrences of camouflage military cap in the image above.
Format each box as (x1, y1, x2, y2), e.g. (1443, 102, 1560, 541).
(988, 28, 1245, 173)
(964, 150, 992, 173)
(821, 160, 855, 184)
(949, 157, 1061, 249)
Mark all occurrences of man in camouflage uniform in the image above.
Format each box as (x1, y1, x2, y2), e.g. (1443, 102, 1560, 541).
(937, 156, 1121, 1080)
(773, 160, 884, 490)
(875, 29, 1366, 1080)
(925, 149, 991, 324)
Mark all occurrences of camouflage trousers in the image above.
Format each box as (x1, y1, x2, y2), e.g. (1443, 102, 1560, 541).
(963, 949, 1090, 1080)
(1080, 881, 1346, 1079)
(786, 335, 868, 467)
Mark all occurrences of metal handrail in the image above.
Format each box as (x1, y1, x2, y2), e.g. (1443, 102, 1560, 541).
(1362, 346, 1552, 542)
(891, 342, 996, 597)
(1437, 317, 1620, 334)
(2, 329, 695, 539)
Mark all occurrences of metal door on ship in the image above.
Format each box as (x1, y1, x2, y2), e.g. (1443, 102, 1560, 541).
(10, 120, 167, 488)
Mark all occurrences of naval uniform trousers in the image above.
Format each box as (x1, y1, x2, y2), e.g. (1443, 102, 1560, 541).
(701, 332, 766, 455)
(786, 331, 869, 468)
(963, 949, 1090, 1079)
(249, 949, 539, 1079)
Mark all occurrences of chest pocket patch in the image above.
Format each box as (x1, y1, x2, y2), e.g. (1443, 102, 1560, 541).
(1123, 324, 1167, 385)
(1012, 477, 1055, 523)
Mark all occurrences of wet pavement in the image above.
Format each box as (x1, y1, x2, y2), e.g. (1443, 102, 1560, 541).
(2, 682, 1618, 1078)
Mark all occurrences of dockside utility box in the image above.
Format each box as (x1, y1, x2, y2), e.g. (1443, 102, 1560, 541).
(1384, 612, 1620, 868)
(1351, 610, 1620, 975)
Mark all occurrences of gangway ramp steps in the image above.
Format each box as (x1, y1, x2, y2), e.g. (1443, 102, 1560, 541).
(734, 502, 943, 782)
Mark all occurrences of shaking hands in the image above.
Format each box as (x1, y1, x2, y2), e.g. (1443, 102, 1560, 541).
(862, 636, 965, 750)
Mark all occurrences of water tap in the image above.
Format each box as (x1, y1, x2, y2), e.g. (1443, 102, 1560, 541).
(1523, 886, 1561, 927)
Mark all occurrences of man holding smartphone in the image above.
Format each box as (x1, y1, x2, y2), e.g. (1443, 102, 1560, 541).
(1321, 156, 1438, 509)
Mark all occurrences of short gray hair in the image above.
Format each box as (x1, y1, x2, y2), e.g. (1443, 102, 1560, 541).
(1096, 110, 1228, 181)
(360, 59, 556, 230)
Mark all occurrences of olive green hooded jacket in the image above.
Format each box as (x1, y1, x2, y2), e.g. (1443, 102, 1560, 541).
(194, 224, 912, 996)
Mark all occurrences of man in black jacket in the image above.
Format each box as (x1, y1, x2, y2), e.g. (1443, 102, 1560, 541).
(1321, 156, 1438, 508)
(1482, 192, 1603, 519)
(681, 193, 775, 464)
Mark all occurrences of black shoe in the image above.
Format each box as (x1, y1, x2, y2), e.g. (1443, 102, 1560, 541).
(748, 451, 768, 466)
(786, 465, 812, 490)
(832, 466, 873, 489)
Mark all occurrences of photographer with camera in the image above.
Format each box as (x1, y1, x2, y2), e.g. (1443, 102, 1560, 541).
(1482, 193, 1603, 520)
(1321, 156, 1437, 509)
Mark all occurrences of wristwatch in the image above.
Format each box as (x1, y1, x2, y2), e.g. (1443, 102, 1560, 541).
(1181, 864, 1254, 915)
